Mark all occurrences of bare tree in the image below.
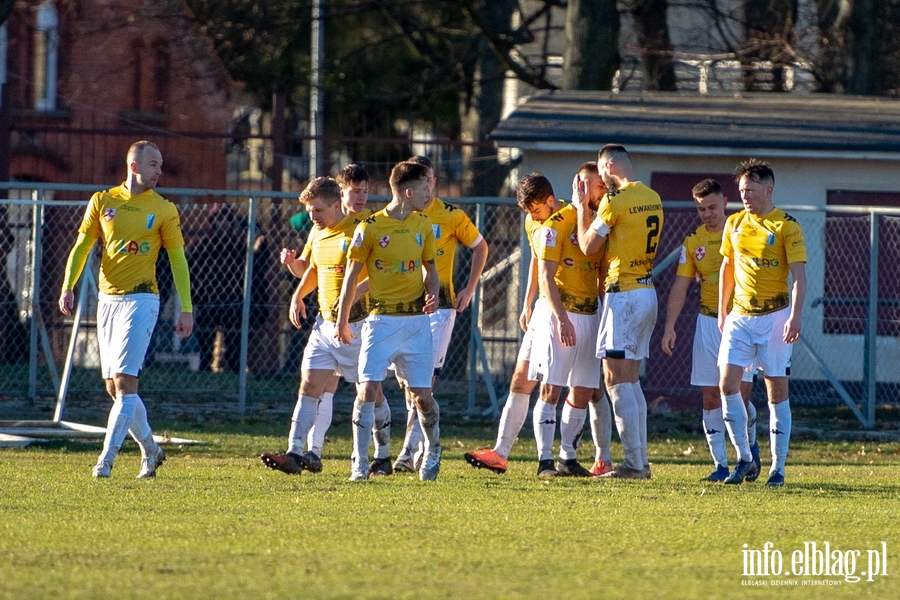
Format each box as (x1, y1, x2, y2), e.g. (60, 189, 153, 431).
(563, 0, 620, 90)
(742, 0, 799, 91)
(627, 0, 678, 90)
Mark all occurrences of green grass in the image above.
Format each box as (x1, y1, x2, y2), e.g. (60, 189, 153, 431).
(1, 424, 898, 599)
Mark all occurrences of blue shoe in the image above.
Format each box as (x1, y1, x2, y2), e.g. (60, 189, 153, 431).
(746, 442, 761, 482)
(766, 470, 785, 487)
(703, 465, 730, 482)
(723, 459, 759, 484)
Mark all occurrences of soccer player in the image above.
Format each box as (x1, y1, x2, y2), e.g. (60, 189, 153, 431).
(58, 141, 193, 479)
(718, 160, 806, 486)
(260, 177, 369, 476)
(660, 179, 759, 482)
(392, 155, 489, 474)
(573, 144, 663, 479)
(529, 162, 609, 478)
(463, 172, 559, 475)
(335, 161, 442, 481)
(279, 165, 380, 472)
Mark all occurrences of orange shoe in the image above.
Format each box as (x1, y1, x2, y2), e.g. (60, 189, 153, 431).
(589, 460, 613, 476)
(463, 449, 508, 474)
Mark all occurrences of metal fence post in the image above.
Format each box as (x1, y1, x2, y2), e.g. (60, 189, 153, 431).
(28, 187, 44, 400)
(864, 211, 879, 429)
(468, 201, 487, 413)
(238, 196, 258, 415)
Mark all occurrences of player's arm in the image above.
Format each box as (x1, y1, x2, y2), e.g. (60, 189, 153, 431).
(289, 266, 318, 328)
(784, 262, 807, 344)
(423, 258, 439, 315)
(59, 233, 97, 316)
(167, 246, 194, 339)
(662, 275, 692, 357)
(538, 258, 575, 346)
(520, 255, 539, 332)
(455, 238, 488, 312)
(335, 259, 365, 344)
(718, 255, 735, 333)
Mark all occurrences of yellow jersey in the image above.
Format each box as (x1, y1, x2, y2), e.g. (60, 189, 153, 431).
(676, 224, 728, 317)
(594, 182, 663, 293)
(307, 214, 368, 323)
(534, 204, 604, 314)
(422, 198, 483, 309)
(721, 207, 806, 316)
(300, 207, 372, 262)
(348, 209, 436, 315)
(78, 184, 184, 295)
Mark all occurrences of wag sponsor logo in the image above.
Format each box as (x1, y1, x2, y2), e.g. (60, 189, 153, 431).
(741, 541, 889, 586)
(113, 239, 152, 255)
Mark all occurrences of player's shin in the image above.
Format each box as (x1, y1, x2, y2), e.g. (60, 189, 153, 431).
(559, 402, 587, 461)
(494, 392, 531, 459)
(607, 383, 642, 471)
(769, 400, 791, 475)
(722, 393, 752, 462)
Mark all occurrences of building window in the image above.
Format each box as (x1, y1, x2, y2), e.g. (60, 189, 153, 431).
(152, 38, 169, 114)
(131, 38, 145, 112)
(34, 1, 59, 111)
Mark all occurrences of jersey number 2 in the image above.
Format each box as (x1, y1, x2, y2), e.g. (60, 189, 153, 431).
(645, 215, 660, 254)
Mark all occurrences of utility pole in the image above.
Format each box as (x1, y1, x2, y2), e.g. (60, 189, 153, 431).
(309, 0, 323, 179)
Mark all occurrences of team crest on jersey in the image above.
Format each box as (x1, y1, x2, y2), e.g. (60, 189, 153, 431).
(432, 224, 441, 239)
(103, 208, 116, 222)
(416, 233, 423, 247)
(569, 232, 578, 245)
(379, 235, 390, 248)
(694, 246, 706, 261)
(542, 227, 557, 248)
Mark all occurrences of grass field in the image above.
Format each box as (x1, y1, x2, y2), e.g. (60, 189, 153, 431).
(1, 421, 898, 600)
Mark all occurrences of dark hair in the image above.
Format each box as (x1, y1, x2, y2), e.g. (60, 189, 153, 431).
(335, 164, 370, 187)
(692, 178, 722, 199)
(299, 176, 342, 205)
(389, 161, 429, 189)
(578, 161, 599, 175)
(406, 155, 434, 171)
(516, 172, 555, 210)
(598, 144, 629, 163)
(734, 158, 774, 186)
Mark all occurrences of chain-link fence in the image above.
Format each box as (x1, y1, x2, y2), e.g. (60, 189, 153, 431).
(1, 184, 897, 427)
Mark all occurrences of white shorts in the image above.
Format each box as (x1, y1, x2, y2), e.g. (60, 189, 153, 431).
(430, 308, 457, 370)
(597, 288, 658, 360)
(692, 314, 755, 387)
(719, 307, 792, 378)
(301, 316, 363, 382)
(359, 314, 433, 388)
(524, 298, 550, 379)
(97, 293, 159, 379)
(531, 309, 602, 389)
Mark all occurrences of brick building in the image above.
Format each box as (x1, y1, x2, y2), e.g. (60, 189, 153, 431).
(1, 0, 237, 187)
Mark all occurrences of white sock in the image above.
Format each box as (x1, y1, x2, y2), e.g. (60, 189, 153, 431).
(747, 401, 758, 447)
(559, 402, 587, 461)
(607, 382, 642, 470)
(98, 394, 138, 466)
(589, 395, 612, 464)
(702, 408, 728, 469)
(770, 400, 791, 474)
(372, 400, 392, 460)
(631, 381, 648, 466)
(722, 392, 751, 462)
(493, 391, 531, 459)
(351, 401, 375, 470)
(397, 397, 423, 461)
(417, 402, 441, 453)
(127, 394, 155, 456)
(307, 391, 333, 457)
(288, 395, 319, 456)
(532, 400, 557, 462)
